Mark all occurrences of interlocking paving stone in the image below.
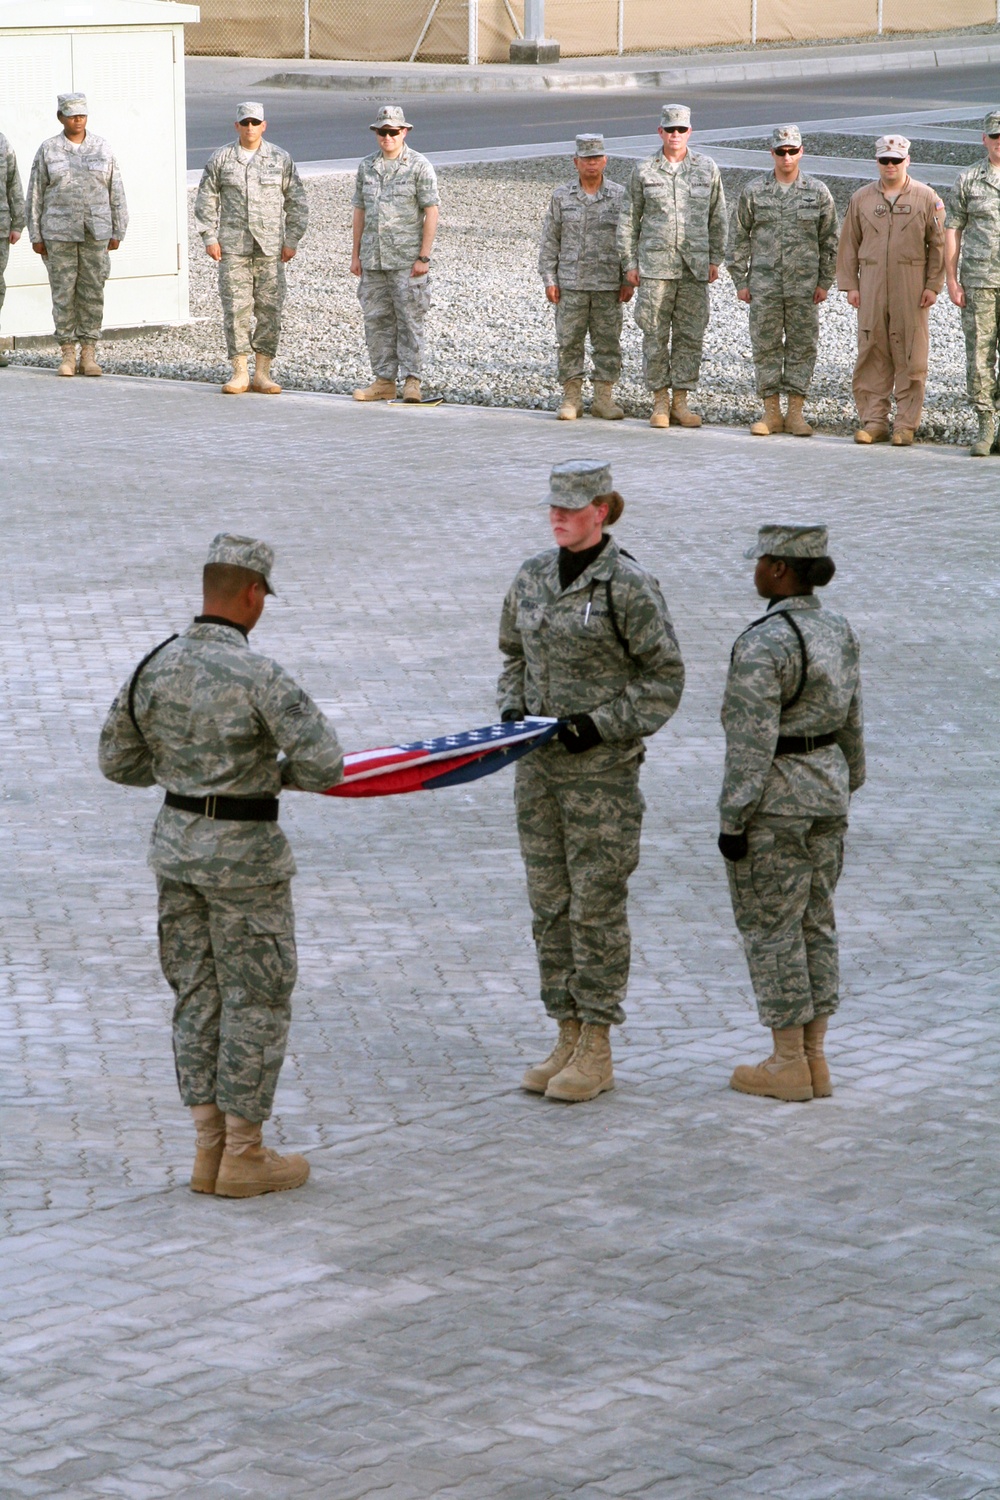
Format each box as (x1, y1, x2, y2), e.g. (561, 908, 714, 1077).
(1, 366, 998, 1498)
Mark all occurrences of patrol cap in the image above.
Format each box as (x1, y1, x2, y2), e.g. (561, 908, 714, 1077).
(544, 459, 614, 510)
(575, 133, 607, 158)
(770, 124, 802, 149)
(660, 103, 691, 129)
(205, 533, 276, 593)
(875, 134, 910, 159)
(371, 104, 412, 131)
(57, 92, 88, 116)
(744, 524, 830, 560)
(236, 101, 265, 122)
(983, 108, 1000, 133)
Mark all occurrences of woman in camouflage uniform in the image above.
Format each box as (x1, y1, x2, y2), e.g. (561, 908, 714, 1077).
(718, 525, 865, 1102)
(497, 459, 685, 1103)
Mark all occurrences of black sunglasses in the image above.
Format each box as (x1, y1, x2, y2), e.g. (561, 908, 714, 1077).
(988, 132, 1000, 139)
(661, 125, 690, 135)
(773, 146, 801, 156)
(877, 155, 905, 165)
(240, 118, 263, 127)
(376, 127, 403, 137)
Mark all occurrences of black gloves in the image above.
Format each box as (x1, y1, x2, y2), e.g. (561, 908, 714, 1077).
(500, 711, 520, 723)
(557, 714, 602, 755)
(718, 832, 749, 863)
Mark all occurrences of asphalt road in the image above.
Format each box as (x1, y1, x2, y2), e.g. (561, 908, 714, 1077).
(186, 59, 997, 166)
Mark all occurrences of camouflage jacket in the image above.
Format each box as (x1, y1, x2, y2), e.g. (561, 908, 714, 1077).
(538, 178, 626, 291)
(352, 145, 440, 271)
(497, 537, 685, 772)
(98, 620, 344, 888)
(194, 139, 309, 257)
(945, 159, 1000, 288)
(617, 148, 727, 282)
(26, 132, 128, 244)
(728, 171, 839, 298)
(1, 133, 25, 237)
(719, 595, 865, 834)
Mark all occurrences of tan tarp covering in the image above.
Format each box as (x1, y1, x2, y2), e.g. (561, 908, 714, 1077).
(185, 0, 996, 60)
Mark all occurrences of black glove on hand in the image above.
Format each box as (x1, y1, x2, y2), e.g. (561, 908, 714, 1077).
(557, 714, 602, 755)
(718, 832, 749, 863)
(500, 711, 520, 723)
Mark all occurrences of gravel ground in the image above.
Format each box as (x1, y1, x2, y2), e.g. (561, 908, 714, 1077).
(716, 133, 986, 166)
(7, 157, 975, 445)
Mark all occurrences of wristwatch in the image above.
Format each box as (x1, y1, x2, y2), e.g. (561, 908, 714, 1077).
(416, 255, 430, 263)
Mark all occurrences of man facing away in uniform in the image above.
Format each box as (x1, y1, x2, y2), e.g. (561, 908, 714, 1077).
(194, 101, 309, 396)
(836, 134, 945, 447)
(351, 104, 440, 404)
(26, 92, 127, 378)
(0, 123, 25, 366)
(728, 125, 839, 438)
(538, 132, 633, 422)
(617, 103, 726, 430)
(945, 107, 1000, 457)
(99, 536, 345, 1199)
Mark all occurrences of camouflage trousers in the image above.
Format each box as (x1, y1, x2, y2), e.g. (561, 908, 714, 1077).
(157, 876, 298, 1121)
(0, 238, 8, 322)
(748, 294, 819, 397)
(726, 813, 847, 1030)
(45, 237, 110, 342)
(514, 751, 645, 1027)
(960, 285, 1000, 412)
(218, 250, 286, 357)
(358, 268, 431, 379)
(633, 274, 709, 390)
(554, 289, 623, 383)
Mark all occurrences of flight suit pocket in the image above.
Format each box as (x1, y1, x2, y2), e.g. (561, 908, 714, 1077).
(748, 826, 782, 908)
(407, 271, 432, 309)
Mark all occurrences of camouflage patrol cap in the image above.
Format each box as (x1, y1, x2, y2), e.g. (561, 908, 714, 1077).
(236, 101, 265, 122)
(205, 533, 276, 593)
(875, 134, 910, 159)
(544, 459, 614, 510)
(660, 104, 691, 129)
(575, 133, 607, 158)
(745, 524, 830, 559)
(770, 124, 802, 149)
(983, 108, 1000, 133)
(371, 104, 412, 131)
(57, 92, 88, 116)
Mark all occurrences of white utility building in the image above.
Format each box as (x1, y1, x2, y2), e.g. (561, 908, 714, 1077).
(0, 0, 199, 339)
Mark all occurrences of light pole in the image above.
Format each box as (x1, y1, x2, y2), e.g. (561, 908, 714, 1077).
(510, 0, 560, 63)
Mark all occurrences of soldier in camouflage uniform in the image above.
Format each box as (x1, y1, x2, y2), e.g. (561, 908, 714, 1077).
(99, 536, 344, 1198)
(26, 93, 128, 378)
(718, 525, 865, 1103)
(195, 101, 309, 396)
(351, 105, 440, 403)
(498, 460, 685, 1103)
(945, 107, 1000, 457)
(538, 132, 632, 421)
(728, 125, 839, 438)
(0, 127, 25, 366)
(618, 103, 726, 429)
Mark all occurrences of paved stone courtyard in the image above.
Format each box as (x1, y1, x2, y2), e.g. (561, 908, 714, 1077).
(1, 368, 998, 1499)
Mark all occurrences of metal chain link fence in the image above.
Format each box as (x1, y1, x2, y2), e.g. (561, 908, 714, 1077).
(186, 0, 997, 61)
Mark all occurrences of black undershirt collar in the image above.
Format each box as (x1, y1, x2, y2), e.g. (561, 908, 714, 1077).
(558, 534, 610, 591)
(194, 614, 249, 638)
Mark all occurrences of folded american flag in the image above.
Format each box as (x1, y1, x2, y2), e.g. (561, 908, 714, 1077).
(322, 717, 559, 799)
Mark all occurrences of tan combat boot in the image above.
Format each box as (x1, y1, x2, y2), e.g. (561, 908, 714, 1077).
(590, 380, 624, 420)
(730, 1027, 814, 1102)
(784, 394, 813, 437)
(78, 343, 102, 376)
(670, 389, 702, 427)
(853, 423, 889, 445)
(214, 1115, 310, 1198)
(545, 1022, 614, 1102)
(251, 354, 281, 394)
(353, 377, 397, 402)
(222, 354, 250, 394)
(190, 1103, 226, 1194)
(521, 1018, 581, 1094)
(402, 376, 422, 402)
(557, 378, 583, 420)
(803, 1015, 832, 1098)
(891, 427, 914, 446)
(57, 343, 77, 377)
(970, 411, 996, 457)
(649, 387, 670, 428)
(750, 393, 783, 436)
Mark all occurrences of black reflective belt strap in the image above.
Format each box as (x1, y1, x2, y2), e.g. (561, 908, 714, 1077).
(127, 634, 179, 733)
(604, 579, 633, 660)
(163, 792, 279, 822)
(774, 731, 839, 756)
(734, 609, 808, 707)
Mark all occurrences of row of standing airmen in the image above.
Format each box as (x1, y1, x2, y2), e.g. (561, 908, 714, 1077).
(98, 476, 862, 1200)
(2, 94, 1000, 452)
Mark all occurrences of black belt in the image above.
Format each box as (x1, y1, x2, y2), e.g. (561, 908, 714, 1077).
(774, 732, 838, 756)
(164, 792, 279, 822)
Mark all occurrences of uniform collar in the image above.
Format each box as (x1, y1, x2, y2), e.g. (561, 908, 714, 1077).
(983, 160, 1000, 188)
(374, 143, 410, 170)
(767, 594, 820, 614)
(548, 535, 621, 594)
(190, 615, 250, 641)
(570, 178, 612, 200)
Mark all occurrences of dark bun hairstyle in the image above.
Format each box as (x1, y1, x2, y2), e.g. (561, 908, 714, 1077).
(783, 555, 836, 589)
(594, 490, 625, 526)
